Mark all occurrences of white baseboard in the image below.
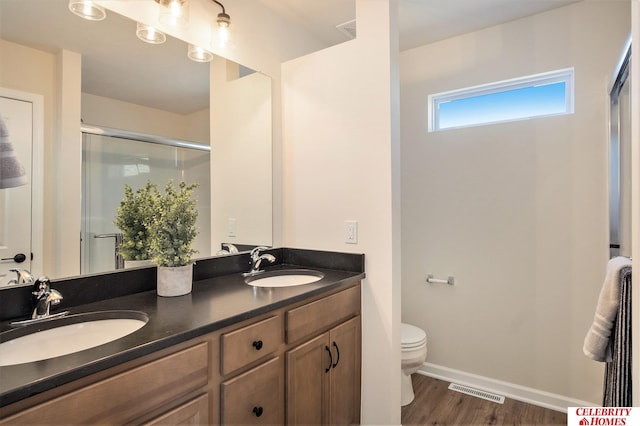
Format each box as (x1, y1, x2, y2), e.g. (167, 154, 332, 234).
(418, 362, 598, 413)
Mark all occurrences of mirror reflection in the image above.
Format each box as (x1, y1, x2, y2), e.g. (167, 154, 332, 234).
(80, 130, 211, 274)
(0, 0, 272, 285)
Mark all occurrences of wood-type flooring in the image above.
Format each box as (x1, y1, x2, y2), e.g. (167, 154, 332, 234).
(401, 374, 568, 425)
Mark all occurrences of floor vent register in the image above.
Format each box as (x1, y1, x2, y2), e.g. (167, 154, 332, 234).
(448, 383, 506, 404)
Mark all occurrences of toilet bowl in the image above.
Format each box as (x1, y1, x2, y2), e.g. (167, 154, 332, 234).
(401, 322, 427, 406)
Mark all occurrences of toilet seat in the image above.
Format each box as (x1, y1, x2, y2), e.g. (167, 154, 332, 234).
(401, 323, 427, 350)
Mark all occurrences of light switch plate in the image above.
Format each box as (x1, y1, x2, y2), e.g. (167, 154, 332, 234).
(344, 220, 358, 244)
(228, 218, 237, 237)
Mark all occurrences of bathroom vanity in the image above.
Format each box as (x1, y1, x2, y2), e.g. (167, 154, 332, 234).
(0, 248, 364, 425)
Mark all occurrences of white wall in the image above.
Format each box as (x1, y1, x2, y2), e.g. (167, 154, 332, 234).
(56, 50, 82, 279)
(98, 0, 339, 248)
(81, 93, 209, 144)
(281, 1, 401, 423)
(210, 59, 272, 250)
(0, 39, 81, 278)
(98, 0, 328, 78)
(401, 1, 629, 406)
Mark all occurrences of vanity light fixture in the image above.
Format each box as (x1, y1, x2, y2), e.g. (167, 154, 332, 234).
(154, 0, 189, 29)
(68, 0, 106, 21)
(136, 22, 167, 44)
(211, 0, 232, 49)
(187, 44, 214, 62)
(213, 0, 230, 28)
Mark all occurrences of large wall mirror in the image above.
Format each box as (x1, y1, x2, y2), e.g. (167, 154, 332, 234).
(0, 0, 272, 285)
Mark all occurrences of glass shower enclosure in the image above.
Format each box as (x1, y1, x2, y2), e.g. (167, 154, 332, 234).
(609, 35, 632, 258)
(81, 128, 210, 275)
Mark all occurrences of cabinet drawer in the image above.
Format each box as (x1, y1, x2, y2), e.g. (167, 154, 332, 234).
(221, 356, 284, 425)
(286, 285, 360, 344)
(1, 343, 209, 425)
(221, 315, 282, 375)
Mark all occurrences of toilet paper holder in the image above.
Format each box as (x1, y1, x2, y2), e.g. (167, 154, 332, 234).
(426, 274, 455, 285)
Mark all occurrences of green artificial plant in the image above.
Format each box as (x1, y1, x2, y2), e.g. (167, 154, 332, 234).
(149, 180, 199, 267)
(114, 181, 158, 261)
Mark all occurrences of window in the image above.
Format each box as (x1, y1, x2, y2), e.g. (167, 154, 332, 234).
(428, 68, 574, 132)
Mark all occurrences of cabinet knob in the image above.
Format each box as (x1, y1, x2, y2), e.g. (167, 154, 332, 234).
(252, 340, 263, 350)
(252, 406, 264, 417)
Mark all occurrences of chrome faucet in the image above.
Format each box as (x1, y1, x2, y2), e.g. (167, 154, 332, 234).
(216, 243, 239, 256)
(31, 276, 63, 319)
(244, 246, 275, 276)
(7, 268, 35, 285)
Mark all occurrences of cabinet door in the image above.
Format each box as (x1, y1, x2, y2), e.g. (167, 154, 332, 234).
(286, 333, 330, 425)
(329, 316, 361, 425)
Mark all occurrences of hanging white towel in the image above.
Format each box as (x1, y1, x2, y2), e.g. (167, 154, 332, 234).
(583, 256, 632, 362)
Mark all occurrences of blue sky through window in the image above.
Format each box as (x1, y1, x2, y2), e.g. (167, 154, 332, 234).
(438, 82, 567, 130)
(429, 69, 575, 131)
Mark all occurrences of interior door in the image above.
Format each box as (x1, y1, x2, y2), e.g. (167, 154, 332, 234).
(0, 95, 33, 286)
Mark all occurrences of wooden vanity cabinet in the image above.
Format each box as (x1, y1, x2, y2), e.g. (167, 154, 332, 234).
(220, 315, 283, 376)
(220, 356, 284, 425)
(0, 281, 361, 426)
(0, 342, 212, 425)
(217, 284, 361, 426)
(286, 317, 360, 425)
(144, 393, 210, 425)
(285, 285, 362, 425)
(219, 315, 285, 425)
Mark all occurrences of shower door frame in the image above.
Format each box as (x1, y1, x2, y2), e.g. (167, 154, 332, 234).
(609, 35, 632, 258)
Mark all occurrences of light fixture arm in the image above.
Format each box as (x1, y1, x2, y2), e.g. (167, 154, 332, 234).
(211, 0, 226, 14)
(211, 0, 230, 27)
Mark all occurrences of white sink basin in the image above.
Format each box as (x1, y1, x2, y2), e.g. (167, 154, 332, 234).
(245, 269, 324, 288)
(0, 311, 148, 366)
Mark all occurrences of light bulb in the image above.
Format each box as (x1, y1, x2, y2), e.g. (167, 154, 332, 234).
(187, 44, 213, 63)
(212, 11, 233, 49)
(156, 0, 189, 29)
(136, 22, 166, 44)
(68, 0, 106, 21)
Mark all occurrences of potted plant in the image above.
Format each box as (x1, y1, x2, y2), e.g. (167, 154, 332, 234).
(149, 180, 199, 297)
(114, 181, 157, 268)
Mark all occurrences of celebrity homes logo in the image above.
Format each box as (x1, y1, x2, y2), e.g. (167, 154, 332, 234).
(568, 407, 637, 426)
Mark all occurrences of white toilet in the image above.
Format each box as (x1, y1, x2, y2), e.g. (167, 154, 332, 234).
(401, 322, 427, 406)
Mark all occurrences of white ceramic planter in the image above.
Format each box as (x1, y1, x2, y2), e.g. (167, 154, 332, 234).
(124, 260, 154, 269)
(157, 264, 193, 297)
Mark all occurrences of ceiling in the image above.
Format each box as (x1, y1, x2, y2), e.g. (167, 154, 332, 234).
(0, 0, 211, 115)
(259, 0, 578, 51)
(0, 0, 578, 115)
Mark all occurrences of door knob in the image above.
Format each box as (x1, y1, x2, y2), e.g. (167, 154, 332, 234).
(1, 253, 26, 263)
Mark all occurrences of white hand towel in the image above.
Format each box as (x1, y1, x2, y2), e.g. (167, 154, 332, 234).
(583, 256, 632, 362)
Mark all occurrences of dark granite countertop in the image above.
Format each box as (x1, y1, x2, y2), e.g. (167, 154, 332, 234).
(0, 248, 365, 408)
